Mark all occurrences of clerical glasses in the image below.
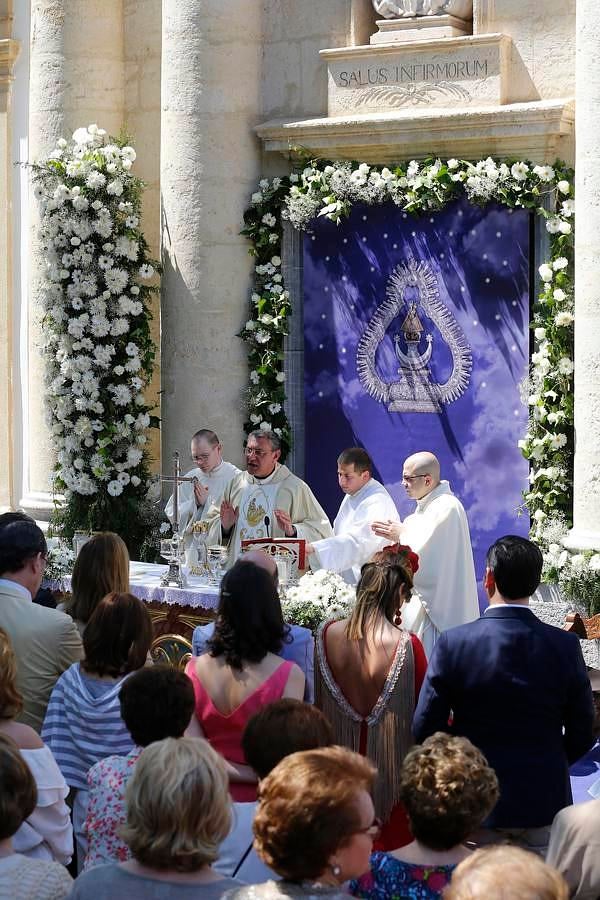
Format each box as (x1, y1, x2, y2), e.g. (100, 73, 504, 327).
(244, 447, 269, 458)
(402, 473, 429, 482)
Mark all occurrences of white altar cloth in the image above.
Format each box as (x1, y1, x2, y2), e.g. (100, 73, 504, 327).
(47, 561, 220, 611)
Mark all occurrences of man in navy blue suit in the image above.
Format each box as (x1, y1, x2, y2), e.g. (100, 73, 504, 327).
(413, 534, 594, 852)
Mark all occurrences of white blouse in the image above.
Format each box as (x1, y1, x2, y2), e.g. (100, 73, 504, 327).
(13, 745, 73, 865)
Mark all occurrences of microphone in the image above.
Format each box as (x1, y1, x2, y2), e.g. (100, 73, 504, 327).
(264, 515, 270, 537)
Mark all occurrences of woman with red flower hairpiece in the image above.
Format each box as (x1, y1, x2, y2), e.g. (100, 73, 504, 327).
(315, 544, 427, 852)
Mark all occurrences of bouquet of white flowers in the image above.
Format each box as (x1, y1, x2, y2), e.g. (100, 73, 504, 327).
(44, 543, 75, 590)
(281, 569, 355, 633)
(31, 123, 159, 555)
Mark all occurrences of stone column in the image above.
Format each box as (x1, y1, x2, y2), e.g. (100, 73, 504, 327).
(161, 0, 262, 470)
(564, 0, 600, 550)
(0, 1, 19, 509)
(25, 0, 124, 517)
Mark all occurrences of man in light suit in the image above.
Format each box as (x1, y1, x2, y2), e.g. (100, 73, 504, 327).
(192, 549, 314, 702)
(413, 534, 594, 852)
(0, 518, 83, 732)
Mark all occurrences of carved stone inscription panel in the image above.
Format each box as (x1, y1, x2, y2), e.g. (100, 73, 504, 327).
(322, 35, 510, 115)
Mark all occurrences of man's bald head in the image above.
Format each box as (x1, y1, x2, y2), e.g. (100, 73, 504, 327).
(402, 452, 441, 500)
(241, 549, 278, 585)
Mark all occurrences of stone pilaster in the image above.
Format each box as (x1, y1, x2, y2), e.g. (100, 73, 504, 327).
(0, 12, 19, 509)
(564, 0, 600, 550)
(160, 0, 262, 471)
(25, 0, 124, 517)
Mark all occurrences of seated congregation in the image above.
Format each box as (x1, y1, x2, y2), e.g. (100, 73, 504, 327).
(0, 513, 599, 899)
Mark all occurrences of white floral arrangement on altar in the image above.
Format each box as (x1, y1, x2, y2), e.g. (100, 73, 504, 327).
(242, 155, 575, 593)
(535, 515, 600, 617)
(44, 543, 75, 589)
(281, 569, 355, 633)
(31, 124, 160, 556)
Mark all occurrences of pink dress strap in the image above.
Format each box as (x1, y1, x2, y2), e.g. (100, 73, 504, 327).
(185, 658, 295, 802)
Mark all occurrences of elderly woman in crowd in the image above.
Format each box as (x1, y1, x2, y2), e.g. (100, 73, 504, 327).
(216, 699, 335, 882)
(351, 732, 499, 899)
(0, 628, 72, 864)
(68, 737, 240, 898)
(225, 745, 378, 899)
(84, 664, 195, 869)
(315, 544, 427, 849)
(42, 591, 153, 867)
(185, 560, 305, 799)
(0, 734, 73, 899)
(444, 845, 569, 900)
(61, 532, 130, 635)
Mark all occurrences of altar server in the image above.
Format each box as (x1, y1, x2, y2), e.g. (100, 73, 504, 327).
(165, 429, 240, 547)
(372, 451, 479, 656)
(306, 447, 399, 584)
(205, 429, 332, 566)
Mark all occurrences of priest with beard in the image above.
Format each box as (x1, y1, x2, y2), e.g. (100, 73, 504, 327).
(204, 429, 332, 567)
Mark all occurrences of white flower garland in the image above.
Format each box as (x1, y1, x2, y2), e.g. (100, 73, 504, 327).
(32, 124, 159, 550)
(243, 156, 586, 603)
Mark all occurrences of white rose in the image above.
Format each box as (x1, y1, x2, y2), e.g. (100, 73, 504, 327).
(538, 264, 553, 282)
(558, 357, 574, 375)
(553, 257, 569, 271)
(553, 288, 566, 302)
(534, 327, 546, 341)
(557, 180, 570, 194)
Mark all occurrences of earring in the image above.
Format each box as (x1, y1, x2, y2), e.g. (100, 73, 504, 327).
(331, 864, 342, 878)
(394, 607, 402, 627)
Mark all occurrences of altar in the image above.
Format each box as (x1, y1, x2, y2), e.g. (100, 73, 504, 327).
(50, 561, 220, 670)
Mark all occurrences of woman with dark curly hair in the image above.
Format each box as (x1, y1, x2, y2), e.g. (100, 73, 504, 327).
(350, 733, 499, 899)
(185, 560, 305, 800)
(315, 543, 427, 851)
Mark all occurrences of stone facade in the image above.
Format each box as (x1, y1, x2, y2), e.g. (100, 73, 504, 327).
(2, 0, 597, 562)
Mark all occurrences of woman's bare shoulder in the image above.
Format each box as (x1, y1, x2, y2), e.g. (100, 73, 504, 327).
(0, 720, 44, 750)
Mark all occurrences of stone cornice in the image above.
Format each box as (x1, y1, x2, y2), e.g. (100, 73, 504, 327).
(255, 98, 575, 165)
(0, 38, 20, 85)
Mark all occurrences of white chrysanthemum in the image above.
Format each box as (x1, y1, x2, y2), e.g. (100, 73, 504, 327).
(104, 268, 129, 293)
(558, 357, 574, 375)
(107, 179, 124, 196)
(255, 330, 270, 344)
(554, 311, 574, 327)
(533, 165, 555, 182)
(107, 480, 124, 497)
(86, 170, 106, 190)
(276, 372, 285, 383)
(139, 264, 154, 279)
(511, 162, 529, 181)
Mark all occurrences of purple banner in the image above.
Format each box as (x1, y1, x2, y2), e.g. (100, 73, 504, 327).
(303, 198, 531, 603)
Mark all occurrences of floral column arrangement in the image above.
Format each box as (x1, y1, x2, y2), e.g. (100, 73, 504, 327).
(32, 124, 159, 555)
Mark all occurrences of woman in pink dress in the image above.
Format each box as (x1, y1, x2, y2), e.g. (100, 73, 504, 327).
(186, 559, 305, 800)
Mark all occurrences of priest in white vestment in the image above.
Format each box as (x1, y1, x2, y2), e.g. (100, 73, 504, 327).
(165, 428, 240, 548)
(306, 447, 399, 584)
(372, 451, 479, 657)
(205, 429, 333, 566)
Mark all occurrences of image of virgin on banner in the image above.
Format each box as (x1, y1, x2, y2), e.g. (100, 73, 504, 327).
(303, 197, 531, 604)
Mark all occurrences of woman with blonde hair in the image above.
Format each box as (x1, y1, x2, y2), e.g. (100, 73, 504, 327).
(0, 733, 73, 898)
(444, 845, 568, 900)
(225, 746, 378, 898)
(68, 737, 240, 898)
(315, 544, 427, 850)
(64, 532, 129, 634)
(0, 628, 72, 864)
(351, 733, 499, 899)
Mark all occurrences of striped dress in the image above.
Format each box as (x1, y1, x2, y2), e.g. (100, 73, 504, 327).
(41, 664, 134, 790)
